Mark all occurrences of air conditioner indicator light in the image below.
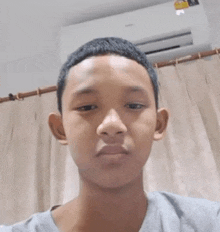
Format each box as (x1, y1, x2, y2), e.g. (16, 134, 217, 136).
(174, 1, 189, 10)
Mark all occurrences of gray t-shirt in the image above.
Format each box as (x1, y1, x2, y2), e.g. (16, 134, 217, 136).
(1, 191, 220, 231)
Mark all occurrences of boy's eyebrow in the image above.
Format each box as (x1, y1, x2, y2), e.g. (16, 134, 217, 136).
(72, 85, 149, 98)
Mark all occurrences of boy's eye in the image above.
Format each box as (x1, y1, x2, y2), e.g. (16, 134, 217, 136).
(77, 105, 97, 111)
(77, 103, 144, 112)
(126, 103, 145, 109)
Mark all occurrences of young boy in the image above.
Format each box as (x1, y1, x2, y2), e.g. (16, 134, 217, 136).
(1, 37, 219, 231)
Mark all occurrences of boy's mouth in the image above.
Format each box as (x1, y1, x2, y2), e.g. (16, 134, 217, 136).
(97, 145, 129, 157)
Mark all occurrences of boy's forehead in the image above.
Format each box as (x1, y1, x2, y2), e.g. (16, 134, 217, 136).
(68, 55, 147, 81)
(71, 55, 130, 72)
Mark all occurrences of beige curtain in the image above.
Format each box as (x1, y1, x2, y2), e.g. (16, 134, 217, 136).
(1, 54, 220, 225)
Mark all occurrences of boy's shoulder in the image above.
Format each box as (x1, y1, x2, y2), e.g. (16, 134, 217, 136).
(142, 191, 220, 232)
(0, 208, 59, 232)
(151, 190, 220, 214)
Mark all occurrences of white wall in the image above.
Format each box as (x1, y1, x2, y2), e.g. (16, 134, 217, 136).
(0, 53, 61, 98)
(203, 0, 220, 49)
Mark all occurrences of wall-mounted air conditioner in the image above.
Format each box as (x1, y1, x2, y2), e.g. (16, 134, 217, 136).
(60, 1, 211, 64)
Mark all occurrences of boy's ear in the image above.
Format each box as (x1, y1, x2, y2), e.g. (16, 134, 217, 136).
(154, 108, 169, 141)
(48, 112, 68, 145)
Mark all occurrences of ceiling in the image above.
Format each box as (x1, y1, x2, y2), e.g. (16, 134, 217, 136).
(1, 0, 172, 64)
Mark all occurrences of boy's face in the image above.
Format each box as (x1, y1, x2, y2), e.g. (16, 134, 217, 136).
(49, 55, 168, 188)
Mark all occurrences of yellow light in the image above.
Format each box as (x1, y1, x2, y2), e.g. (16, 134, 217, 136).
(174, 1, 189, 10)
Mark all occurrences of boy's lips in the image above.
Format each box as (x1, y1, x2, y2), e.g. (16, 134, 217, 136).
(97, 145, 129, 157)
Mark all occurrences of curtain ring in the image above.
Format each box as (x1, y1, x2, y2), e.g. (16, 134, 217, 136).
(16, 93, 24, 101)
(37, 88, 41, 96)
(215, 48, 220, 60)
(175, 59, 178, 65)
(8, 93, 15, 101)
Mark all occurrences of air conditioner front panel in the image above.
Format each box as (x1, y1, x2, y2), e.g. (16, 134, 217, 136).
(60, 1, 210, 64)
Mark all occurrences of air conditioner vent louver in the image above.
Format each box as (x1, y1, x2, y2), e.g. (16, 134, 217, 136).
(134, 30, 193, 55)
(145, 45, 181, 55)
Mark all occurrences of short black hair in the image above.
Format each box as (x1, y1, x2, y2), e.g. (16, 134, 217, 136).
(57, 37, 159, 115)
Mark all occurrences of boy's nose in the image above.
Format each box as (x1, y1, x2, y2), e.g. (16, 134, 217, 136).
(96, 109, 127, 138)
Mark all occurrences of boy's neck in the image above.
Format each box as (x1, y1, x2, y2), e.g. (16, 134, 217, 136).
(52, 175, 148, 232)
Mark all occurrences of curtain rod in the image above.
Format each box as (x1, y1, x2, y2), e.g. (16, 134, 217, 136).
(1, 48, 220, 104)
